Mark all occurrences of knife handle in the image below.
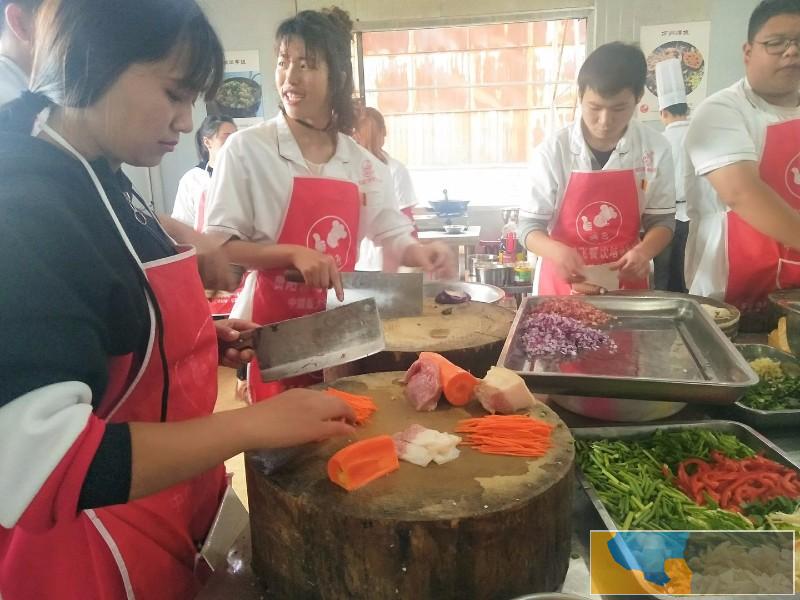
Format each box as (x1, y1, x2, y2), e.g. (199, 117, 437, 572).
(284, 269, 305, 283)
(228, 328, 257, 351)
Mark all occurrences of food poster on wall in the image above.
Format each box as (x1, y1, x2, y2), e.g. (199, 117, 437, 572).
(207, 50, 264, 129)
(638, 22, 710, 121)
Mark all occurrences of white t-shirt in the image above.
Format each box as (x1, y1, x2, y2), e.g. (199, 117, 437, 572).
(387, 153, 417, 211)
(355, 152, 418, 271)
(520, 118, 676, 226)
(0, 56, 27, 106)
(683, 78, 800, 299)
(171, 166, 209, 230)
(663, 120, 690, 222)
(204, 112, 416, 260)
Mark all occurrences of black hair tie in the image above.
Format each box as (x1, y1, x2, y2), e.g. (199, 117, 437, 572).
(0, 90, 54, 133)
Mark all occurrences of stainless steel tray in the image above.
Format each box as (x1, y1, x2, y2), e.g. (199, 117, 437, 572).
(573, 420, 800, 532)
(726, 344, 800, 428)
(497, 296, 757, 404)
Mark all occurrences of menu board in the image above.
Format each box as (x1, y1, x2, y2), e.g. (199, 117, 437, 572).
(638, 22, 711, 121)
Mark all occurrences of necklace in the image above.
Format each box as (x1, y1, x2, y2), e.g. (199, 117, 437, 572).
(279, 104, 334, 132)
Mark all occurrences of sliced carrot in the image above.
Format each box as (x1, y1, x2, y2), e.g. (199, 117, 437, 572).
(327, 435, 399, 492)
(418, 352, 478, 406)
(326, 388, 377, 425)
(455, 414, 554, 458)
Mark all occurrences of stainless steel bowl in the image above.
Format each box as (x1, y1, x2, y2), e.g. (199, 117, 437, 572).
(476, 262, 513, 287)
(547, 394, 687, 422)
(423, 281, 504, 304)
(469, 253, 495, 278)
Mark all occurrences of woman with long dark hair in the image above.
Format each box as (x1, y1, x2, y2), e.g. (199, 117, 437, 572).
(204, 7, 454, 403)
(0, 1, 354, 598)
(172, 114, 237, 231)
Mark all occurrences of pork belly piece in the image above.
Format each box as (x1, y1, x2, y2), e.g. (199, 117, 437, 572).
(403, 356, 442, 411)
(391, 424, 461, 467)
(475, 366, 536, 414)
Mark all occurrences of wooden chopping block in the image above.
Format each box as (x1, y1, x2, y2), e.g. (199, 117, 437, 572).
(245, 371, 575, 600)
(356, 299, 514, 377)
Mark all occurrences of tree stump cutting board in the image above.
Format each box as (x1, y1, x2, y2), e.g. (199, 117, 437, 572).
(245, 371, 575, 600)
(356, 299, 515, 377)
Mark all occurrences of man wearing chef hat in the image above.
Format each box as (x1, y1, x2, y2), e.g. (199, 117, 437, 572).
(653, 58, 692, 292)
(684, 0, 800, 315)
(519, 42, 676, 295)
(0, 0, 39, 105)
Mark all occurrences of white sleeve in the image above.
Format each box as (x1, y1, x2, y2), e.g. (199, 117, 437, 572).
(361, 156, 416, 262)
(685, 98, 758, 176)
(171, 174, 196, 227)
(203, 136, 258, 243)
(0, 382, 93, 527)
(392, 161, 418, 210)
(520, 141, 560, 223)
(643, 142, 677, 216)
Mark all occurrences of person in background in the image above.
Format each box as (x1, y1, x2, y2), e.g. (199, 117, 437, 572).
(172, 114, 237, 231)
(518, 42, 676, 295)
(684, 0, 800, 316)
(204, 7, 454, 403)
(652, 58, 691, 293)
(352, 105, 419, 271)
(0, 1, 355, 598)
(0, 0, 40, 105)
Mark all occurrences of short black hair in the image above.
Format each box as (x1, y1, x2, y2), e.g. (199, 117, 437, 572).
(195, 114, 235, 164)
(578, 42, 647, 99)
(748, 0, 800, 42)
(663, 103, 689, 117)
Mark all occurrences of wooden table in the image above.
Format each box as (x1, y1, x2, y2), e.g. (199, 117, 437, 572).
(418, 226, 481, 279)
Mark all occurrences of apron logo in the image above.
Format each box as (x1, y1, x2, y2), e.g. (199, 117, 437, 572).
(785, 152, 800, 200)
(307, 216, 352, 268)
(575, 202, 622, 246)
(360, 159, 377, 185)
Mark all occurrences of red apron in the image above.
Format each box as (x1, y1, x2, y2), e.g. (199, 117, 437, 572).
(725, 118, 800, 313)
(538, 169, 649, 295)
(247, 177, 360, 402)
(0, 247, 225, 600)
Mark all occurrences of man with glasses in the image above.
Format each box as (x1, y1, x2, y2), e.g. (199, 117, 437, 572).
(684, 0, 800, 319)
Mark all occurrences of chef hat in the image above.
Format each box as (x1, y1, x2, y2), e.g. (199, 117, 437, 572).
(656, 58, 687, 110)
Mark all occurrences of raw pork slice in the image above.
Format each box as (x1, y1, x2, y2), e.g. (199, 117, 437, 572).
(392, 424, 461, 467)
(404, 356, 442, 411)
(475, 366, 536, 414)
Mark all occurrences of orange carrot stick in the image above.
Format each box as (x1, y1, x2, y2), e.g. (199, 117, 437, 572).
(419, 352, 478, 406)
(326, 388, 378, 425)
(455, 415, 554, 457)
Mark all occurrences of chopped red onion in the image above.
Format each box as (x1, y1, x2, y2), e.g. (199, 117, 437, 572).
(519, 312, 617, 358)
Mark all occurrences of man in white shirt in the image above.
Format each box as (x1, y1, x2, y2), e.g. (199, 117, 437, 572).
(0, 0, 39, 105)
(684, 0, 800, 315)
(519, 42, 675, 295)
(653, 58, 691, 292)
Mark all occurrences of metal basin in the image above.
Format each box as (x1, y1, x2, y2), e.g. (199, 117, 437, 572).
(547, 394, 686, 422)
(424, 281, 504, 304)
(476, 262, 514, 286)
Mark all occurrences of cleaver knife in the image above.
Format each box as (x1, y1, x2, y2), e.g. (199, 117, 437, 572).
(326, 271, 424, 318)
(231, 297, 385, 381)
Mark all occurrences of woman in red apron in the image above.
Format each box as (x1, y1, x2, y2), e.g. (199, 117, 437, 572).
(203, 8, 454, 404)
(0, 2, 354, 599)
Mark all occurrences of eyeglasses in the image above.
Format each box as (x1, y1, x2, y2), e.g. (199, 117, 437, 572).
(755, 37, 800, 55)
